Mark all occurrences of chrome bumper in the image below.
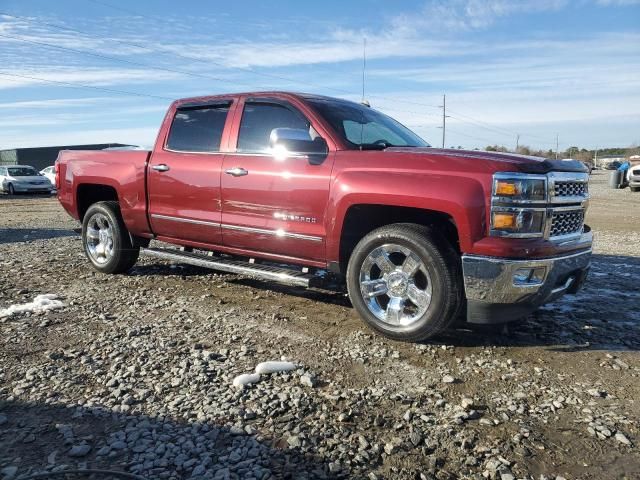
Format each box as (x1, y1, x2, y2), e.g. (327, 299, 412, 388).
(462, 249, 592, 324)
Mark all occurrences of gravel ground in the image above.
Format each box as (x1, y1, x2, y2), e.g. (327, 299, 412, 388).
(0, 171, 639, 480)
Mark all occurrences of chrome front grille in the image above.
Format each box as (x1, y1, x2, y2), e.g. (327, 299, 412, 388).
(550, 209, 584, 237)
(546, 172, 589, 239)
(554, 181, 588, 198)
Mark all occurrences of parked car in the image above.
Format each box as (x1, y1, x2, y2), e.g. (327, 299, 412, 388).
(629, 165, 640, 192)
(56, 91, 592, 342)
(0, 165, 53, 195)
(40, 166, 56, 186)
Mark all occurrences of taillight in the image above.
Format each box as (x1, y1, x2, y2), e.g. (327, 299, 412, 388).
(54, 161, 60, 190)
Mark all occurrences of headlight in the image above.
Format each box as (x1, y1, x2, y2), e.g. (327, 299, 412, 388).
(492, 173, 547, 202)
(490, 207, 546, 237)
(490, 173, 549, 238)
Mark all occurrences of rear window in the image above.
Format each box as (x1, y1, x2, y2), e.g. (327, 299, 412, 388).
(166, 104, 230, 153)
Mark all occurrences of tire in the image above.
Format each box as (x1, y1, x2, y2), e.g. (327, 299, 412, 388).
(346, 223, 463, 342)
(631, 187, 640, 193)
(82, 201, 139, 274)
(8, 183, 15, 195)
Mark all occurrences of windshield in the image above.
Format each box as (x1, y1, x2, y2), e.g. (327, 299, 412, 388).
(307, 98, 429, 150)
(7, 167, 38, 177)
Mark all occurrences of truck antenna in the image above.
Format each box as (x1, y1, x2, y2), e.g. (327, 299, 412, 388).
(361, 37, 367, 105)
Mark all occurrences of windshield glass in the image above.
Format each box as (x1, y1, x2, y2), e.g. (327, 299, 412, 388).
(306, 98, 429, 149)
(7, 167, 38, 177)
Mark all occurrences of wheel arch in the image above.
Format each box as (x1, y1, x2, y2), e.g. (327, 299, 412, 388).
(336, 204, 461, 275)
(76, 183, 119, 221)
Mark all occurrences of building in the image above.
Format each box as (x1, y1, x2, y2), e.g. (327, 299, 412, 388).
(0, 143, 131, 171)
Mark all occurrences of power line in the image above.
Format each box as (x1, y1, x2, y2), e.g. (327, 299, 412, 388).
(0, 71, 174, 100)
(447, 108, 552, 143)
(0, 32, 274, 91)
(0, 10, 442, 112)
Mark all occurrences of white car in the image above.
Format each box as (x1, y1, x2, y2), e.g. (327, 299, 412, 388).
(40, 166, 56, 186)
(0, 165, 53, 195)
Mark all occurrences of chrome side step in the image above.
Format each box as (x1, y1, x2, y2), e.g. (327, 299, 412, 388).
(140, 247, 321, 287)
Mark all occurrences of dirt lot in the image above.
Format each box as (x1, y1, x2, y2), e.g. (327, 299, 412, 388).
(1, 171, 639, 480)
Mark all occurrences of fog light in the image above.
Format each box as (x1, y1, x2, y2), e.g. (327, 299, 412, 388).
(513, 267, 546, 286)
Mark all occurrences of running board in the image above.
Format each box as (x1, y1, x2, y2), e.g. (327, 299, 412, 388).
(141, 247, 321, 287)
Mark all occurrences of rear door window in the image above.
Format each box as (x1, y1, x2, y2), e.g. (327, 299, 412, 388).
(166, 104, 230, 153)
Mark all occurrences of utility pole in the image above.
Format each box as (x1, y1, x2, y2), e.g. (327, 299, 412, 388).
(555, 134, 559, 159)
(516, 134, 520, 153)
(439, 94, 448, 148)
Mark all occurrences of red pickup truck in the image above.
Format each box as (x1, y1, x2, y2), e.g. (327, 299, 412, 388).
(56, 92, 592, 342)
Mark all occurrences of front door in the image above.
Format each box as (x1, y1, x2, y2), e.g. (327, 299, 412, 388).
(147, 101, 232, 245)
(221, 99, 333, 262)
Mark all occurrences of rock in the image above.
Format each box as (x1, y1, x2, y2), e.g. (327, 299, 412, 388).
(287, 435, 302, 448)
(442, 375, 456, 384)
(300, 373, 318, 388)
(384, 442, 397, 455)
(0, 414, 7, 426)
(338, 412, 351, 422)
(500, 471, 515, 480)
(409, 431, 422, 446)
(68, 444, 91, 457)
(615, 432, 631, 445)
(1, 466, 18, 480)
(461, 397, 474, 409)
(587, 388, 605, 398)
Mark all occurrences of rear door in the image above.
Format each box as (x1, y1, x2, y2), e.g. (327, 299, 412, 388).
(147, 101, 233, 245)
(220, 98, 334, 262)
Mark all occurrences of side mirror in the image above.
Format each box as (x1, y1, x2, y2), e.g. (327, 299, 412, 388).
(269, 128, 328, 163)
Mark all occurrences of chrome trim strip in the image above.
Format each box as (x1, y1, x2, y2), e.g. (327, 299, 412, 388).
(151, 215, 323, 242)
(151, 214, 220, 227)
(163, 147, 226, 155)
(221, 223, 323, 242)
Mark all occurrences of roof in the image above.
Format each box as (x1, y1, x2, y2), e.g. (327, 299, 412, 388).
(174, 91, 358, 107)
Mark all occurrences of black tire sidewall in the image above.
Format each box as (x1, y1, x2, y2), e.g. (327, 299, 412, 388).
(82, 202, 130, 273)
(8, 184, 14, 195)
(347, 225, 457, 341)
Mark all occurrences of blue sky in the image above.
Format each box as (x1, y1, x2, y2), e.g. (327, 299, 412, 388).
(0, 0, 638, 151)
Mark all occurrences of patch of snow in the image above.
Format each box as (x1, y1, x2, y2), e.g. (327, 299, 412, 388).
(0, 294, 63, 319)
(232, 373, 260, 389)
(255, 361, 296, 375)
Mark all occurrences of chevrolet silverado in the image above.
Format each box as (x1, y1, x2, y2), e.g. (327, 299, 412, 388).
(56, 92, 592, 342)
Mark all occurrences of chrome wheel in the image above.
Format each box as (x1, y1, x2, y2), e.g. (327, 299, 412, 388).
(359, 243, 433, 327)
(85, 213, 114, 265)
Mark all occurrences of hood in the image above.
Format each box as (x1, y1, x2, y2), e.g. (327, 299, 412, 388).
(385, 147, 588, 174)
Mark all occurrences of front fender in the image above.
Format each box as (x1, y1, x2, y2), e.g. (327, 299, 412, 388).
(325, 169, 490, 262)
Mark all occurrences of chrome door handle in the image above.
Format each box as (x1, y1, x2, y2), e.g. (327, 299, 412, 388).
(225, 167, 248, 177)
(152, 164, 170, 172)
